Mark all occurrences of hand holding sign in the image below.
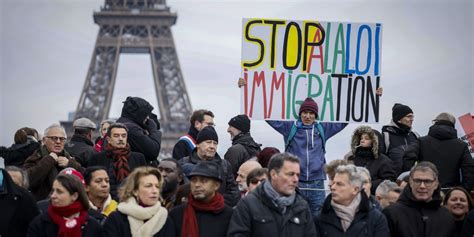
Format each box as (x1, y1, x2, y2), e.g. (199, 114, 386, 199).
(241, 18, 383, 123)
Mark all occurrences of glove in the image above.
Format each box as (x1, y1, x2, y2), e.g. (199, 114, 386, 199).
(148, 113, 160, 130)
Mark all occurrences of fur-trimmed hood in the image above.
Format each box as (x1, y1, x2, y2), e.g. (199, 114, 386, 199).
(350, 125, 379, 159)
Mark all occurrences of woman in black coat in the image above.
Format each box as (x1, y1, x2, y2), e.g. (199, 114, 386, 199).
(27, 174, 101, 237)
(346, 125, 396, 194)
(1, 127, 40, 167)
(102, 167, 175, 237)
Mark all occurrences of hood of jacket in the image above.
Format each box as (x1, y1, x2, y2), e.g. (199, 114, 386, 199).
(428, 124, 457, 140)
(350, 126, 379, 159)
(397, 184, 443, 209)
(120, 97, 153, 125)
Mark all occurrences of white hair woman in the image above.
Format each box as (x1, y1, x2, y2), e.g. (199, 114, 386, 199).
(102, 166, 175, 237)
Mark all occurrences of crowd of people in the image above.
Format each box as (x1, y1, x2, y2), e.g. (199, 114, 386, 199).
(1, 94, 473, 237)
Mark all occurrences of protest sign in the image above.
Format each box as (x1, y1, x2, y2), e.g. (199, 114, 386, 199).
(241, 19, 382, 122)
(459, 113, 474, 157)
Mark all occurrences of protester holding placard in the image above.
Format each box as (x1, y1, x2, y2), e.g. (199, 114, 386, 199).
(266, 98, 347, 216)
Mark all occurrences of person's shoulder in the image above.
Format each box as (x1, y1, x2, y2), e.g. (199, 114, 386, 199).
(130, 151, 145, 158)
(85, 215, 101, 228)
(31, 211, 51, 225)
(169, 203, 186, 219)
(107, 209, 128, 221)
(226, 143, 246, 154)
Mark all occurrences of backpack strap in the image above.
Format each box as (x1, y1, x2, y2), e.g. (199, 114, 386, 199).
(285, 121, 326, 153)
(178, 134, 197, 151)
(285, 121, 298, 152)
(315, 122, 326, 153)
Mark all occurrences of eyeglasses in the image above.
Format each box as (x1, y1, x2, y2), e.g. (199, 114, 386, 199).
(250, 178, 266, 185)
(46, 136, 67, 142)
(411, 178, 436, 187)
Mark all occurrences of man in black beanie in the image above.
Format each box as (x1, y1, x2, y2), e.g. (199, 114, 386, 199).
(224, 114, 262, 179)
(380, 103, 419, 175)
(180, 126, 240, 206)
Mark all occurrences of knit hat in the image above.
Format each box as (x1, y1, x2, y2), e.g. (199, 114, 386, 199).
(228, 114, 251, 133)
(188, 161, 223, 183)
(73, 117, 96, 130)
(196, 126, 218, 144)
(392, 103, 413, 122)
(299, 97, 318, 116)
(433, 112, 456, 125)
(59, 167, 86, 186)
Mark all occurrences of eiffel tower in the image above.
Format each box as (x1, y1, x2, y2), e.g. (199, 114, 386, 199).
(72, 0, 192, 158)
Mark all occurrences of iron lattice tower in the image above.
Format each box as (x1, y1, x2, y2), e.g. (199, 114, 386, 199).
(74, 0, 192, 158)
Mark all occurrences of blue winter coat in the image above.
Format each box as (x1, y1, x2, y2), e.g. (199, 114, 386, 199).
(267, 120, 347, 181)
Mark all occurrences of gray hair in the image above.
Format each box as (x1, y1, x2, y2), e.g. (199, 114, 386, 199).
(409, 161, 439, 181)
(356, 166, 371, 183)
(43, 124, 66, 138)
(375, 180, 401, 197)
(5, 166, 29, 189)
(335, 164, 365, 189)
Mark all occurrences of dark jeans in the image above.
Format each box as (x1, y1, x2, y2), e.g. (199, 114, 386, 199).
(298, 179, 326, 217)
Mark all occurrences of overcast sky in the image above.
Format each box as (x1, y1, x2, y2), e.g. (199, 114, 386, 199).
(1, 0, 473, 161)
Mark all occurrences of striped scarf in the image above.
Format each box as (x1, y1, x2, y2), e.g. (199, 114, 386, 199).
(105, 143, 131, 181)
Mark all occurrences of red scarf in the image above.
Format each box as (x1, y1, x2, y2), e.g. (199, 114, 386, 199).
(94, 137, 104, 152)
(105, 142, 131, 181)
(181, 192, 225, 237)
(48, 200, 88, 237)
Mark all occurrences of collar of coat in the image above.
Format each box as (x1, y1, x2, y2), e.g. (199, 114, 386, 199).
(321, 191, 371, 215)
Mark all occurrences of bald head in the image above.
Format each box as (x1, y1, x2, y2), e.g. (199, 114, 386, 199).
(236, 160, 262, 192)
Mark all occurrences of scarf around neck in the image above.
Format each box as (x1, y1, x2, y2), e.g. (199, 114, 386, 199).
(48, 200, 88, 237)
(182, 192, 225, 237)
(105, 143, 131, 181)
(262, 180, 296, 214)
(331, 192, 361, 232)
(118, 197, 168, 237)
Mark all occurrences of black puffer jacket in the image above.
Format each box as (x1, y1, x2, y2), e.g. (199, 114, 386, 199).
(227, 181, 316, 237)
(224, 132, 262, 178)
(380, 122, 419, 175)
(180, 151, 240, 207)
(348, 150, 396, 194)
(65, 134, 96, 167)
(382, 185, 455, 237)
(403, 124, 474, 190)
(315, 192, 389, 237)
(0, 138, 40, 167)
(116, 97, 162, 165)
(347, 126, 397, 194)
